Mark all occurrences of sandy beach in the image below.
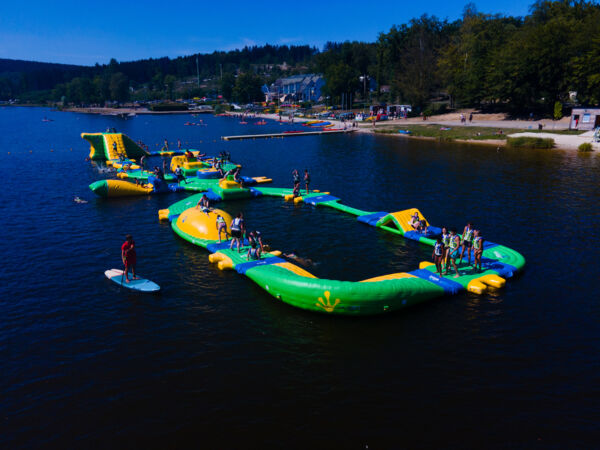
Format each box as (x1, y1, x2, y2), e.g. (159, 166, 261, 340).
(252, 110, 598, 151)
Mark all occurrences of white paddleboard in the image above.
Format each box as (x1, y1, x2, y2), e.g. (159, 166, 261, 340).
(104, 269, 160, 292)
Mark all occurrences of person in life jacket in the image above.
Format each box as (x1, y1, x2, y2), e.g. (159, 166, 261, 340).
(441, 226, 450, 271)
(472, 229, 485, 273)
(229, 212, 245, 253)
(444, 228, 461, 278)
(215, 214, 229, 243)
(459, 222, 474, 266)
(432, 236, 445, 277)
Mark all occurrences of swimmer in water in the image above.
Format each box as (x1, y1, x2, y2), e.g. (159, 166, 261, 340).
(283, 250, 313, 267)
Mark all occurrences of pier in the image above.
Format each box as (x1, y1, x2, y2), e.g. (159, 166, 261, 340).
(221, 129, 355, 141)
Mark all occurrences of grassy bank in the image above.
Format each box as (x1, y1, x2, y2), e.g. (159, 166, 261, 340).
(507, 136, 554, 149)
(371, 124, 583, 142)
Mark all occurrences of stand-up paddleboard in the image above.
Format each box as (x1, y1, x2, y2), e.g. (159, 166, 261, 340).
(104, 269, 160, 292)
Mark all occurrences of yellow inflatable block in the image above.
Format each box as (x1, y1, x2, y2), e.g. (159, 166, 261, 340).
(478, 274, 506, 289)
(274, 262, 317, 278)
(112, 162, 140, 170)
(380, 208, 430, 233)
(219, 179, 241, 189)
(158, 209, 169, 221)
(176, 208, 232, 241)
(268, 250, 282, 257)
(284, 194, 294, 201)
(117, 172, 128, 179)
(208, 252, 234, 270)
(467, 279, 488, 295)
(293, 196, 303, 203)
(419, 261, 435, 269)
(360, 272, 416, 282)
(218, 258, 233, 270)
(252, 177, 273, 184)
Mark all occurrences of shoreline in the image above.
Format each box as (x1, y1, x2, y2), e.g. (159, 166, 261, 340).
(62, 106, 213, 115)
(250, 112, 596, 151)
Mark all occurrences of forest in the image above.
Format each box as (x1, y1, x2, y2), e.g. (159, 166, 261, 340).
(1, 1, 599, 114)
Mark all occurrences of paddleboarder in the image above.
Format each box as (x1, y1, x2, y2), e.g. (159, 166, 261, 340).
(121, 234, 138, 283)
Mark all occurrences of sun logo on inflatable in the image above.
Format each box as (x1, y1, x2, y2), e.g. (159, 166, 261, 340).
(316, 290, 340, 313)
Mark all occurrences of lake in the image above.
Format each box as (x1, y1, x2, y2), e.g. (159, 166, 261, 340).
(1, 107, 599, 447)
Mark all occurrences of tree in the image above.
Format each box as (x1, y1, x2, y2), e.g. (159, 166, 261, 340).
(553, 101, 563, 120)
(220, 73, 236, 101)
(377, 15, 454, 108)
(232, 73, 263, 103)
(109, 72, 129, 102)
(66, 77, 94, 104)
(93, 75, 110, 104)
(164, 74, 176, 99)
(322, 62, 360, 104)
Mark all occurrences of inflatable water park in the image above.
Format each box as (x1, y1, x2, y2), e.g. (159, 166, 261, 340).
(82, 131, 271, 198)
(86, 131, 525, 315)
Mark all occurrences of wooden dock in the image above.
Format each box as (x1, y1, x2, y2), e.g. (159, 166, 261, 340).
(221, 129, 355, 141)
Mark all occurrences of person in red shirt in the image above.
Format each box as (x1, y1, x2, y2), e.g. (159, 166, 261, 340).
(121, 234, 138, 282)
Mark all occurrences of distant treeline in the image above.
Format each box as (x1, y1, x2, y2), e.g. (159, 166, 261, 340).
(2, 1, 599, 114)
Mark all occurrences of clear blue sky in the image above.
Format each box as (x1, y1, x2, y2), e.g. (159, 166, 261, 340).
(0, 0, 530, 66)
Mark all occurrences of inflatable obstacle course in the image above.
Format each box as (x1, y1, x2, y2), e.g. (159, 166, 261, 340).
(161, 190, 525, 315)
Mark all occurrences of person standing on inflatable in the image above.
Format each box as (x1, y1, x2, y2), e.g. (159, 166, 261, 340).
(121, 234, 138, 283)
(304, 169, 310, 194)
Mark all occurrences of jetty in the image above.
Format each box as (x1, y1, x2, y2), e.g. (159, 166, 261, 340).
(221, 129, 355, 141)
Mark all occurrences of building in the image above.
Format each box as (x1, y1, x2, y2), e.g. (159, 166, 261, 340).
(570, 108, 600, 130)
(263, 74, 325, 103)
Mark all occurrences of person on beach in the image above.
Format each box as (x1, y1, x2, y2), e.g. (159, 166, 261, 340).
(472, 230, 484, 273)
(444, 229, 461, 278)
(196, 194, 211, 214)
(177, 140, 182, 150)
(469, 112, 473, 123)
(121, 234, 138, 283)
(162, 139, 169, 151)
(292, 169, 300, 189)
(230, 212, 245, 253)
(216, 214, 229, 242)
(304, 169, 310, 194)
(432, 237, 445, 276)
(459, 222, 474, 266)
(139, 155, 146, 170)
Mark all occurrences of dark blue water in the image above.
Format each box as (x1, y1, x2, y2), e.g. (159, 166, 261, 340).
(1, 107, 599, 448)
